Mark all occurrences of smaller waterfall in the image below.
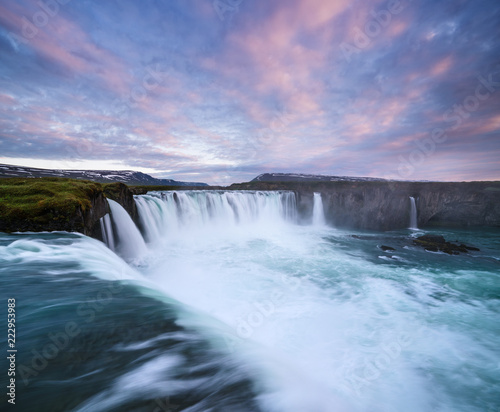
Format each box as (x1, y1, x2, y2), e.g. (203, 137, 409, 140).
(108, 199, 147, 259)
(312, 192, 326, 227)
(99, 213, 115, 251)
(409, 196, 418, 229)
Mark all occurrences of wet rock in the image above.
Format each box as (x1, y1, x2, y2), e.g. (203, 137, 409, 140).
(460, 243, 480, 251)
(417, 235, 446, 244)
(103, 182, 138, 222)
(413, 234, 480, 255)
(380, 245, 396, 251)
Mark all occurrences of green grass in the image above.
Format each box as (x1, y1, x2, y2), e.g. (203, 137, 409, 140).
(0, 178, 103, 223)
(102, 182, 127, 199)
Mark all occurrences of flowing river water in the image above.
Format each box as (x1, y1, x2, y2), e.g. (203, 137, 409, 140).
(1, 190, 499, 412)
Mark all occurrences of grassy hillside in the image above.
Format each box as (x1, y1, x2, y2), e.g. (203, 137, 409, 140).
(0, 178, 104, 230)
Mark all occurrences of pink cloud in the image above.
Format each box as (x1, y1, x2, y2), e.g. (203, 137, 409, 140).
(0, 3, 131, 95)
(430, 55, 453, 77)
(0, 94, 17, 106)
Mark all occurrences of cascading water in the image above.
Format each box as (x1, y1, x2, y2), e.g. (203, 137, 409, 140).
(409, 196, 418, 229)
(134, 195, 173, 243)
(135, 191, 298, 238)
(100, 213, 115, 251)
(3, 190, 498, 411)
(312, 192, 326, 227)
(107, 199, 147, 259)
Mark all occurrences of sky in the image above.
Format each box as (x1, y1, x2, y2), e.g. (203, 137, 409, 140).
(0, 0, 499, 184)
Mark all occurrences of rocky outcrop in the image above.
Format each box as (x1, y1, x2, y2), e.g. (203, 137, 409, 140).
(103, 182, 138, 223)
(413, 234, 480, 255)
(0, 193, 108, 236)
(0, 179, 109, 236)
(0, 179, 139, 238)
(85, 191, 109, 238)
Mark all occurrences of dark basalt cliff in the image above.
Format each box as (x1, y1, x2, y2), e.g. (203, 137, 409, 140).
(0, 178, 139, 238)
(318, 181, 500, 230)
(0, 189, 108, 237)
(231, 180, 500, 231)
(102, 182, 139, 222)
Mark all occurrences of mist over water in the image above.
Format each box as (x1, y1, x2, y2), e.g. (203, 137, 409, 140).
(1, 190, 499, 411)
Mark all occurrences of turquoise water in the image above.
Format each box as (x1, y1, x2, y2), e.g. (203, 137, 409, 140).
(1, 191, 499, 412)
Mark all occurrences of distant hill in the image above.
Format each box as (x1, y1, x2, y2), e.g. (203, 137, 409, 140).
(0, 164, 208, 186)
(252, 173, 387, 183)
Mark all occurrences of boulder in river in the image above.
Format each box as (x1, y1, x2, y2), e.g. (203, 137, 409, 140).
(413, 234, 480, 255)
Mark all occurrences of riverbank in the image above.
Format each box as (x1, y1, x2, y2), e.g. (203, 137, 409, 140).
(1, 177, 499, 235)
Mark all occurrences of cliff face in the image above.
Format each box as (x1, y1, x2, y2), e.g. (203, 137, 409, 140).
(0, 179, 109, 236)
(232, 181, 500, 231)
(303, 182, 500, 230)
(103, 182, 138, 223)
(413, 183, 500, 228)
(0, 179, 138, 238)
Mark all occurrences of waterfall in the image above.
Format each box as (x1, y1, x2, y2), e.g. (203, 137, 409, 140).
(312, 192, 326, 227)
(99, 213, 115, 251)
(134, 195, 174, 243)
(409, 196, 418, 229)
(135, 191, 297, 237)
(107, 199, 148, 259)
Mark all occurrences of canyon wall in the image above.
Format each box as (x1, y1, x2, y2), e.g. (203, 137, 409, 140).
(302, 182, 500, 230)
(2, 178, 499, 236)
(232, 181, 500, 231)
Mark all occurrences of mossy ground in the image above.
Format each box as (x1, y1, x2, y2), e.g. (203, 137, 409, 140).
(0, 178, 103, 226)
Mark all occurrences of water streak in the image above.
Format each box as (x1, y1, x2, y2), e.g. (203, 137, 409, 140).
(409, 196, 418, 229)
(135, 191, 297, 238)
(312, 192, 326, 227)
(108, 199, 147, 259)
(100, 213, 115, 251)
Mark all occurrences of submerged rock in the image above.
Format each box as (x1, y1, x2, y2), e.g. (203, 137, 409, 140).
(380, 245, 396, 251)
(413, 234, 480, 255)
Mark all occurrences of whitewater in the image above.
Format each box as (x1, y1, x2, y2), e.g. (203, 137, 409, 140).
(1, 190, 499, 412)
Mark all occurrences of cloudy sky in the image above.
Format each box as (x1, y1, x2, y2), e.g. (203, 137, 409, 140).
(0, 0, 499, 184)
